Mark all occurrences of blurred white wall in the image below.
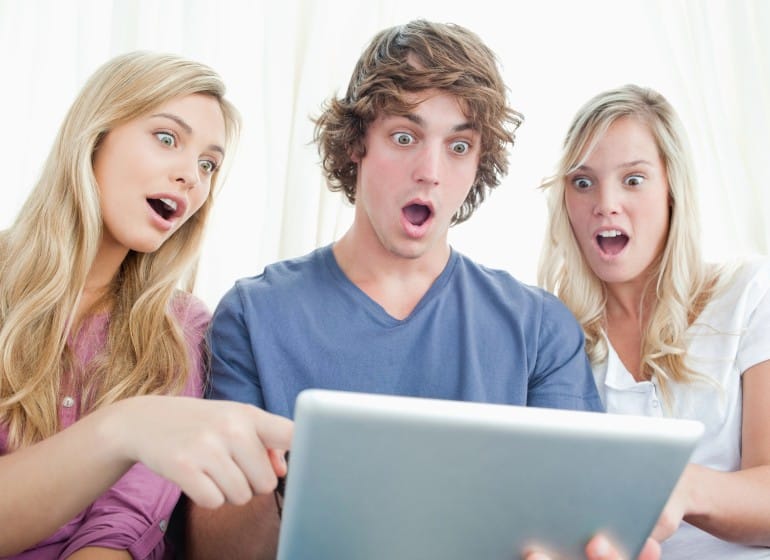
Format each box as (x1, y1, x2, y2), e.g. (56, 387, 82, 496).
(1, 0, 767, 309)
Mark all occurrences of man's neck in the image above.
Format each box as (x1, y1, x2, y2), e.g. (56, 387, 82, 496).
(332, 230, 450, 320)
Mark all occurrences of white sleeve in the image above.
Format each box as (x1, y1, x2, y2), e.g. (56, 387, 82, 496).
(736, 259, 770, 373)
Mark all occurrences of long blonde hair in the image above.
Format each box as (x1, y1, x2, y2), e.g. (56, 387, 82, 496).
(0, 51, 240, 450)
(538, 84, 718, 406)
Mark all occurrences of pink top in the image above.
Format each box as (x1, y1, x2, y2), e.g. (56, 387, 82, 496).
(1, 294, 210, 559)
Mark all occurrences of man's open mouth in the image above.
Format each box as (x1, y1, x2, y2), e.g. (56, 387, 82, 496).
(403, 203, 431, 226)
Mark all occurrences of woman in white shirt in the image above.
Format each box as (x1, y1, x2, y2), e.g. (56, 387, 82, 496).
(539, 84, 770, 559)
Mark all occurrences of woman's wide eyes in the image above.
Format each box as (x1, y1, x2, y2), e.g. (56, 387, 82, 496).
(199, 160, 217, 174)
(155, 131, 176, 147)
(154, 131, 218, 174)
(573, 177, 592, 189)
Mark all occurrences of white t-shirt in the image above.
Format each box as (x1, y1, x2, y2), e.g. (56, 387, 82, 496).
(592, 258, 770, 559)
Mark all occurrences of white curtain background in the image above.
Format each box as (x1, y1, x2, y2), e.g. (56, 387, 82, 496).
(1, 0, 767, 310)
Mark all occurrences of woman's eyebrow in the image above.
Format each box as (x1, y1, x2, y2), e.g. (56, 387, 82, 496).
(571, 160, 653, 173)
(614, 159, 653, 171)
(152, 112, 192, 133)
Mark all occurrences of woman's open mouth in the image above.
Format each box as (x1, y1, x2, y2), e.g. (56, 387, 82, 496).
(596, 229, 629, 256)
(147, 197, 182, 221)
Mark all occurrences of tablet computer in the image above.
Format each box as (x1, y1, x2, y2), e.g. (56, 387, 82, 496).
(276, 389, 703, 560)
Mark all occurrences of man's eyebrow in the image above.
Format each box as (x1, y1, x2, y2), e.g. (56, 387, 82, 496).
(151, 112, 225, 156)
(404, 113, 476, 132)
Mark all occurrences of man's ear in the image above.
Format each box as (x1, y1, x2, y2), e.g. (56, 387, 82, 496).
(349, 136, 366, 164)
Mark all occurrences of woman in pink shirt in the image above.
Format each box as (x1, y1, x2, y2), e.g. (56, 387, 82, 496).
(0, 52, 291, 559)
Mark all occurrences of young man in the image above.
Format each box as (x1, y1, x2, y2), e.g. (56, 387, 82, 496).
(188, 20, 659, 560)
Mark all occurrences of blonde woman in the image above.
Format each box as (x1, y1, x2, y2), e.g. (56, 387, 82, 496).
(0, 52, 291, 559)
(539, 84, 770, 558)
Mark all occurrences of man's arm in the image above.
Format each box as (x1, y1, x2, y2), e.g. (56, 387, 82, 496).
(187, 494, 280, 560)
(527, 292, 603, 411)
(187, 285, 282, 559)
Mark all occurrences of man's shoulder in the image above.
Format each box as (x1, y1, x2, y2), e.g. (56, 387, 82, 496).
(453, 252, 555, 307)
(453, 252, 580, 330)
(232, 245, 332, 295)
(212, 247, 334, 331)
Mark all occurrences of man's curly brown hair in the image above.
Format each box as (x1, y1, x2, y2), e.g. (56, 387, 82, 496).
(313, 19, 523, 225)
